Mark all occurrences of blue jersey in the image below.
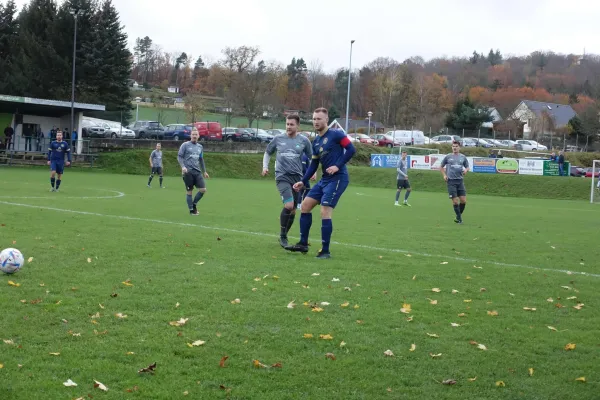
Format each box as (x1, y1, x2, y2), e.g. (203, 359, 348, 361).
(311, 129, 352, 181)
(48, 141, 71, 163)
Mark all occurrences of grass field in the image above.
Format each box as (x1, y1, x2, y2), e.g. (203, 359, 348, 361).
(1, 169, 599, 399)
(136, 105, 314, 131)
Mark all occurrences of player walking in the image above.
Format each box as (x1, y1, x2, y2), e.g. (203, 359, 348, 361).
(440, 141, 469, 224)
(394, 150, 411, 206)
(148, 143, 164, 188)
(177, 131, 209, 215)
(47, 130, 71, 192)
(262, 115, 312, 247)
(285, 108, 356, 259)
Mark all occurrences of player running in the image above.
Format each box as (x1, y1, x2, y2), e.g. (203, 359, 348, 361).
(262, 115, 312, 247)
(394, 150, 411, 206)
(47, 130, 71, 192)
(285, 107, 356, 259)
(440, 141, 469, 224)
(148, 143, 164, 188)
(177, 131, 209, 215)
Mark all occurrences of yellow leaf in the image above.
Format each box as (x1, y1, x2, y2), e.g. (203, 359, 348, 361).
(564, 343, 576, 351)
(339, 341, 346, 348)
(426, 333, 439, 338)
(400, 303, 411, 314)
(121, 281, 133, 287)
(3, 339, 15, 345)
(466, 275, 471, 280)
(468, 377, 477, 382)
(114, 313, 127, 319)
(0, 363, 3, 369)
(353, 304, 360, 309)
(169, 318, 189, 327)
(319, 334, 333, 340)
(429, 353, 442, 358)
(487, 310, 499, 316)
(312, 307, 324, 313)
(320, 302, 330, 306)
(230, 298, 241, 304)
(547, 326, 557, 332)
(458, 313, 466, 317)
(190, 340, 206, 347)
(340, 302, 350, 308)
(87, 258, 92, 263)
(93, 380, 108, 391)
(528, 368, 534, 376)
(49, 352, 60, 356)
(431, 288, 441, 293)
(409, 343, 416, 352)
(575, 377, 586, 383)
(8, 281, 20, 287)
(573, 303, 584, 310)
(495, 381, 505, 387)
(126, 352, 135, 355)
(428, 298, 438, 305)
(27, 257, 33, 263)
(383, 349, 394, 357)
(523, 307, 536, 311)
(473, 265, 482, 269)
(253, 359, 268, 368)
(303, 333, 313, 339)
(412, 275, 416, 280)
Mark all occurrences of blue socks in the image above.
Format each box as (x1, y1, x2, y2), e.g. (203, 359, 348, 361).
(56, 179, 61, 190)
(193, 191, 204, 204)
(404, 190, 411, 201)
(186, 194, 193, 210)
(299, 213, 312, 245)
(51, 177, 55, 188)
(321, 219, 332, 253)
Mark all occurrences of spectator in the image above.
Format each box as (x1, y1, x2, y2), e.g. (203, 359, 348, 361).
(23, 125, 33, 152)
(50, 126, 57, 141)
(36, 128, 44, 152)
(549, 152, 557, 162)
(558, 150, 565, 176)
(71, 129, 78, 151)
(4, 125, 14, 150)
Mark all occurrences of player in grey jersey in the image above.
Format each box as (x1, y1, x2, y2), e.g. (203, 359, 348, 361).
(262, 114, 313, 247)
(440, 141, 469, 224)
(394, 150, 412, 206)
(147, 143, 164, 188)
(178, 130, 210, 215)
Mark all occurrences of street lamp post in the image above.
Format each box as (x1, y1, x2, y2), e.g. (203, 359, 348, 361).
(344, 40, 355, 134)
(69, 8, 82, 153)
(367, 111, 373, 136)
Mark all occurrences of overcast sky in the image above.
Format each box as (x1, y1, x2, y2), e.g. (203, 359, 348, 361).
(12, 0, 600, 71)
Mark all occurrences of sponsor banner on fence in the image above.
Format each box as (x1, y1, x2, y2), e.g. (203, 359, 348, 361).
(543, 160, 570, 176)
(408, 155, 431, 170)
(430, 154, 443, 170)
(370, 154, 400, 168)
(495, 158, 519, 174)
(472, 158, 497, 173)
(518, 159, 544, 175)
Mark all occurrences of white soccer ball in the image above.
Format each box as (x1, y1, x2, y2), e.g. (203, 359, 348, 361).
(0, 248, 25, 274)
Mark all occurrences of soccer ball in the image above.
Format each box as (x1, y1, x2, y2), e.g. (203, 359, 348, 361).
(0, 248, 25, 274)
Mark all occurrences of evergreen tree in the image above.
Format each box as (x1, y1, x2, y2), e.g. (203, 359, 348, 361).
(0, 0, 19, 93)
(445, 97, 493, 131)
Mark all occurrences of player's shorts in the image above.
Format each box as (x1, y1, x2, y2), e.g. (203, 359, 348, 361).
(276, 174, 302, 205)
(151, 166, 163, 175)
(397, 179, 410, 190)
(50, 161, 64, 174)
(447, 179, 466, 198)
(306, 178, 349, 208)
(182, 169, 205, 191)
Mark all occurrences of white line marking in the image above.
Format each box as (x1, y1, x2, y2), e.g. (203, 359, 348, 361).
(0, 200, 597, 278)
(0, 189, 125, 200)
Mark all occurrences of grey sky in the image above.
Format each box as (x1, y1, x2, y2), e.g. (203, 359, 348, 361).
(12, 0, 599, 71)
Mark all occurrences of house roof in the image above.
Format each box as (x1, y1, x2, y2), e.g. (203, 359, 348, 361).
(0, 93, 105, 116)
(521, 100, 576, 127)
(332, 118, 385, 131)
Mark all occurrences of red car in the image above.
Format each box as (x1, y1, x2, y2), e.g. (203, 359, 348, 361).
(194, 122, 222, 142)
(584, 168, 600, 178)
(371, 134, 403, 148)
(349, 133, 377, 145)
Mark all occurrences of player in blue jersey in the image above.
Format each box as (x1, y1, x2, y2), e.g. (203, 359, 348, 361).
(47, 130, 71, 192)
(285, 107, 356, 259)
(297, 153, 315, 209)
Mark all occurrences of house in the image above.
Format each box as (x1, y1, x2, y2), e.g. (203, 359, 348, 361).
(329, 118, 385, 134)
(167, 86, 180, 94)
(481, 107, 502, 129)
(509, 100, 577, 139)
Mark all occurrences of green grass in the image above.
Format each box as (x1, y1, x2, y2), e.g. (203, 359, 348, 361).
(1, 169, 599, 399)
(94, 149, 593, 201)
(136, 105, 313, 131)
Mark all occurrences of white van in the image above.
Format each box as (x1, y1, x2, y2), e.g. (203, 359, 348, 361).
(386, 130, 426, 145)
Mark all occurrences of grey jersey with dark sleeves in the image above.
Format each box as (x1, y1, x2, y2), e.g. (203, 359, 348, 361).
(177, 141, 205, 172)
(397, 157, 408, 180)
(150, 150, 163, 167)
(440, 153, 469, 180)
(264, 134, 312, 180)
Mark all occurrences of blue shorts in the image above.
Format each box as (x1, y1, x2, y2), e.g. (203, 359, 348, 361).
(50, 161, 64, 174)
(306, 178, 349, 208)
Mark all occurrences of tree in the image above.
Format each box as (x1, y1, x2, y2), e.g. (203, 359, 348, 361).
(328, 104, 340, 121)
(307, 59, 324, 112)
(0, 0, 19, 93)
(469, 51, 480, 64)
(569, 92, 579, 104)
(579, 104, 600, 147)
(445, 97, 493, 131)
(185, 92, 204, 123)
(232, 60, 278, 127)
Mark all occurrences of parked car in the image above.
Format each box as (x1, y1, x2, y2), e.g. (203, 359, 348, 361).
(515, 140, 548, 151)
(584, 168, 600, 178)
(431, 135, 460, 144)
(458, 138, 477, 147)
(487, 139, 505, 147)
(474, 138, 495, 148)
(246, 128, 274, 143)
(570, 166, 586, 177)
(371, 134, 403, 148)
(194, 122, 223, 142)
(131, 121, 164, 139)
(267, 129, 286, 136)
(349, 133, 377, 145)
(163, 124, 198, 141)
(222, 127, 253, 142)
(499, 140, 517, 148)
(81, 121, 106, 138)
(386, 130, 427, 145)
(103, 122, 135, 139)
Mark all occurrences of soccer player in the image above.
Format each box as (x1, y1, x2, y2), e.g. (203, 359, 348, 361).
(285, 108, 356, 259)
(440, 141, 469, 224)
(297, 154, 313, 209)
(177, 130, 209, 215)
(262, 115, 312, 247)
(47, 130, 71, 192)
(148, 143, 164, 188)
(394, 150, 411, 206)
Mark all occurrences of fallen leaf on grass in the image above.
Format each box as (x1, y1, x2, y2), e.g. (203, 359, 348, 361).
(440, 262, 448, 265)
(409, 344, 416, 352)
(400, 303, 411, 314)
(477, 344, 488, 351)
(8, 281, 20, 287)
(325, 353, 336, 360)
(458, 313, 466, 317)
(331, 278, 340, 282)
(353, 304, 360, 309)
(451, 289, 459, 294)
(126, 352, 135, 355)
(564, 343, 576, 351)
(356, 320, 364, 324)
(93, 380, 108, 391)
(3, 339, 15, 345)
(575, 377, 586, 383)
(441, 379, 457, 385)
(138, 362, 157, 374)
(339, 341, 346, 348)
(219, 356, 229, 368)
(189, 340, 206, 347)
(195, 261, 205, 266)
(319, 334, 333, 340)
(253, 359, 268, 368)
(466, 276, 472, 280)
(427, 298, 438, 305)
(561, 286, 571, 290)
(0, 363, 3, 369)
(344, 287, 351, 291)
(49, 352, 60, 356)
(312, 307, 324, 313)
(450, 323, 461, 327)
(121, 280, 133, 287)
(303, 333, 313, 339)
(528, 368, 534, 376)
(341, 302, 350, 308)
(468, 377, 477, 382)
(426, 333, 439, 338)
(27, 257, 33, 263)
(406, 316, 414, 322)
(311, 273, 320, 276)
(383, 350, 394, 357)
(464, 299, 472, 303)
(271, 362, 282, 368)
(567, 296, 577, 300)
(487, 310, 498, 316)
(429, 353, 442, 358)
(230, 298, 241, 304)
(523, 307, 537, 311)
(287, 301, 296, 309)
(169, 318, 189, 327)
(63, 379, 77, 387)
(573, 303, 585, 310)
(87, 258, 92, 263)
(412, 275, 417, 280)
(495, 381, 505, 387)
(320, 302, 330, 306)
(94, 330, 108, 335)
(547, 326, 558, 332)
(19, 300, 26, 304)
(547, 298, 554, 302)
(431, 288, 441, 293)
(555, 303, 563, 308)
(115, 313, 127, 319)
